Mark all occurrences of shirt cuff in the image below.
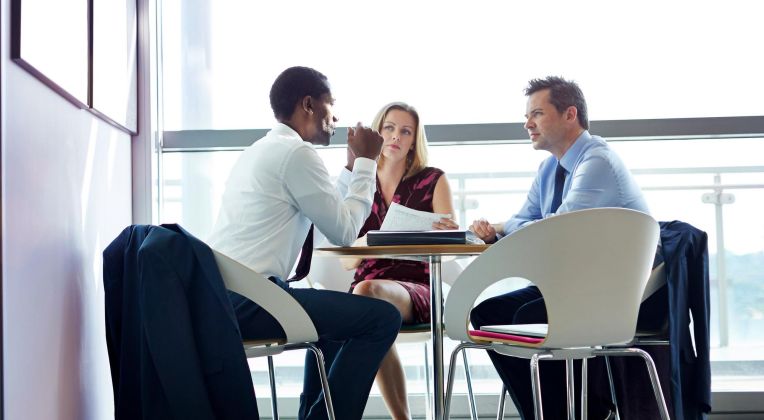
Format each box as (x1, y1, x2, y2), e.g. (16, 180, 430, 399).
(352, 157, 377, 177)
(338, 166, 353, 183)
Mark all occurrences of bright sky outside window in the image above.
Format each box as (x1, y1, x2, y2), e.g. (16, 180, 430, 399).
(161, 0, 764, 131)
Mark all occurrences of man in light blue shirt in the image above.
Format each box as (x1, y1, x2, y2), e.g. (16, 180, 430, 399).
(470, 76, 649, 419)
(502, 130, 649, 233)
(472, 80, 648, 241)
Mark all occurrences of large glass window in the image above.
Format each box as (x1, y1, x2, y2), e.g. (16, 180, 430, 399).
(154, 0, 764, 416)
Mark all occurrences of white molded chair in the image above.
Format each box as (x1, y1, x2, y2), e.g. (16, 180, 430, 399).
(443, 208, 669, 420)
(212, 249, 335, 420)
(494, 261, 669, 420)
(308, 252, 477, 420)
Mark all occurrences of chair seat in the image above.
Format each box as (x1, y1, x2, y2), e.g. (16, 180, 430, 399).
(400, 323, 430, 333)
(242, 338, 287, 347)
(395, 323, 431, 344)
(634, 329, 669, 339)
(242, 338, 290, 358)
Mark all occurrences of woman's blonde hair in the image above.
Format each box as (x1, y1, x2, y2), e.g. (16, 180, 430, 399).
(371, 102, 428, 179)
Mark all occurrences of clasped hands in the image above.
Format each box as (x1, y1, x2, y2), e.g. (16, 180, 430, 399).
(346, 122, 383, 170)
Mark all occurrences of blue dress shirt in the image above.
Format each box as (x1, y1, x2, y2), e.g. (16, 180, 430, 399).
(503, 131, 650, 235)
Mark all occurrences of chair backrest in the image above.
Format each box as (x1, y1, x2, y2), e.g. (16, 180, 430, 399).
(642, 261, 666, 303)
(212, 249, 319, 344)
(308, 255, 356, 292)
(441, 258, 466, 287)
(445, 208, 659, 348)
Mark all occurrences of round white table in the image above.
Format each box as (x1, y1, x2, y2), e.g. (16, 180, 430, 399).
(317, 244, 489, 420)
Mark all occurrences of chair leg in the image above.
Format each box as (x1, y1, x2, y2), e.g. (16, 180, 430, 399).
(604, 356, 621, 420)
(496, 385, 507, 420)
(581, 358, 588, 420)
(462, 351, 478, 420)
(304, 344, 336, 420)
(445, 342, 489, 420)
(267, 355, 278, 420)
(530, 353, 546, 420)
(444, 344, 465, 420)
(565, 358, 576, 420)
(424, 341, 433, 420)
(595, 348, 670, 420)
(635, 349, 671, 420)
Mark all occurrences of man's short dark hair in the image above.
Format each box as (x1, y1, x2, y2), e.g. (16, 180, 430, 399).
(525, 76, 589, 130)
(269, 66, 331, 121)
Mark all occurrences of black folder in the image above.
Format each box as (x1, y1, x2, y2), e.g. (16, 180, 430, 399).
(366, 230, 474, 246)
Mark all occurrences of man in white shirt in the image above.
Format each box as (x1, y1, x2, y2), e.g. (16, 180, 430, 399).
(208, 66, 401, 420)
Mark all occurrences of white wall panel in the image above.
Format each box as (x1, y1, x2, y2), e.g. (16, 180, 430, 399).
(2, 1, 132, 416)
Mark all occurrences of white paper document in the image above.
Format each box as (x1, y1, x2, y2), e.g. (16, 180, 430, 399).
(380, 202, 450, 231)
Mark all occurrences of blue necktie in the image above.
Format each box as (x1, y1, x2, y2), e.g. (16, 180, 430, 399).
(550, 163, 567, 213)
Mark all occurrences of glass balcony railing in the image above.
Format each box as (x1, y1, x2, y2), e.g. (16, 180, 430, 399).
(158, 137, 764, 418)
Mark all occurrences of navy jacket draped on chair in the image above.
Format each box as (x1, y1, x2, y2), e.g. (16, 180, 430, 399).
(660, 220, 712, 419)
(599, 221, 711, 419)
(103, 224, 259, 420)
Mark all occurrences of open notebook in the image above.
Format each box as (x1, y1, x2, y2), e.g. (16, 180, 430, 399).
(479, 323, 548, 338)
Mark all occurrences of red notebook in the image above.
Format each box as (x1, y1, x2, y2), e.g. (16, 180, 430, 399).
(469, 329, 544, 344)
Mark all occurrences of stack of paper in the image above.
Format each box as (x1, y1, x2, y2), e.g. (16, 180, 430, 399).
(367, 203, 483, 246)
(380, 202, 450, 231)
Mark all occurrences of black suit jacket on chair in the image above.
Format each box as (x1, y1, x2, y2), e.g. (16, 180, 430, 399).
(660, 220, 712, 419)
(595, 221, 712, 419)
(103, 224, 259, 420)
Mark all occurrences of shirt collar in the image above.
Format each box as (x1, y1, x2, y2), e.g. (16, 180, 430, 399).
(558, 130, 592, 172)
(271, 122, 303, 139)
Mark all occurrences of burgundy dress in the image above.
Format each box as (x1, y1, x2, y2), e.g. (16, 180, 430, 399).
(353, 167, 445, 324)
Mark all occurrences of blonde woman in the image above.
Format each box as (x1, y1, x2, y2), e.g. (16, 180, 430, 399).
(349, 102, 458, 420)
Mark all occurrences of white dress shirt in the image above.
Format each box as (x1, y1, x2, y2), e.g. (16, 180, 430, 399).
(208, 123, 376, 280)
